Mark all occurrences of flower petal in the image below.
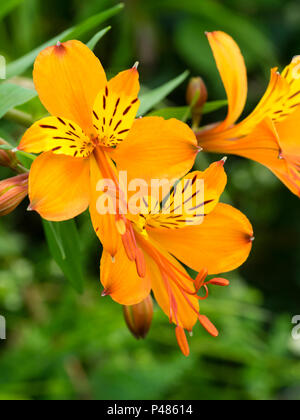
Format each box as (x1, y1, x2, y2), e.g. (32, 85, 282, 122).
(206, 31, 247, 130)
(18, 116, 94, 158)
(89, 153, 120, 257)
(143, 248, 198, 331)
(93, 67, 140, 147)
(199, 57, 300, 144)
(148, 203, 253, 275)
(29, 152, 90, 221)
(33, 40, 107, 135)
(100, 242, 151, 306)
(112, 116, 199, 182)
(146, 160, 227, 229)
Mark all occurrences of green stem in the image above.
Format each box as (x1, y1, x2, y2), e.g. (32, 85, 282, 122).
(4, 109, 34, 128)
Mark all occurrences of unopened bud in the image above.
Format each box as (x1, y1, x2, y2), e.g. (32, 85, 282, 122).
(186, 77, 208, 110)
(0, 138, 16, 168)
(0, 173, 28, 216)
(123, 294, 153, 339)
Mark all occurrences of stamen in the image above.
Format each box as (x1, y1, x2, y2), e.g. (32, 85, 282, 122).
(198, 315, 219, 337)
(207, 278, 230, 287)
(194, 268, 208, 291)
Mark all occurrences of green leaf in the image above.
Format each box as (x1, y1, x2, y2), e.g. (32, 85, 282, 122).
(43, 220, 85, 293)
(202, 99, 227, 114)
(0, 83, 37, 119)
(0, 144, 12, 150)
(138, 71, 189, 116)
(147, 100, 227, 120)
(6, 3, 124, 78)
(148, 106, 190, 120)
(0, 0, 24, 21)
(86, 26, 111, 50)
(151, 0, 276, 66)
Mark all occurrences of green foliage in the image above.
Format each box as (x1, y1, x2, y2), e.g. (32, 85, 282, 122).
(5, 3, 124, 78)
(138, 71, 189, 116)
(0, 84, 36, 118)
(43, 220, 85, 294)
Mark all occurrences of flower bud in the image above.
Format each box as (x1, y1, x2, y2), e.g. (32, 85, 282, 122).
(123, 295, 153, 339)
(186, 77, 208, 111)
(0, 173, 28, 216)
(0, 138, 16, 168)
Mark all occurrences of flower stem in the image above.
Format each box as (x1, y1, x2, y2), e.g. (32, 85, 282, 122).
(4, 109, 34, 128)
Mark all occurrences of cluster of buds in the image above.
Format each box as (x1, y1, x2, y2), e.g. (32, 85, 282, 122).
(123, 295, 153, 339)
(186, 77, 208, 129)
(0, 173, 28, 216)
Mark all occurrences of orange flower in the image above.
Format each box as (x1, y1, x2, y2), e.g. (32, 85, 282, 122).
(197, 31, 300, 197)
(100, 160, 254, 355)
(18, 40, 199, 256)
(0, 173, 28, 216)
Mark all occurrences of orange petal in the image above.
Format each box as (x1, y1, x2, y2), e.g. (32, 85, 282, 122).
(148, 203, 253, 275)
(175, 326, 190, 357)
(92, 67, 140, 147)
(100, 241, 151, 306)
(203, 118, 300, 197)
(89, 152, 120, 257)
(143, 247, 198, 331)
(18, 116, 94, 158)
(111, 116, 199, 182)
(206, 31, 247, 130)
(33, 40, 107, 135)
(147, 159, 227, 229)
(199, 60, 300, 144)
(29, 152, 90, 221)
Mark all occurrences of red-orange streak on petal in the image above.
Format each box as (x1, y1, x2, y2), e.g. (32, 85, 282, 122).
(135, 247, 146, 278)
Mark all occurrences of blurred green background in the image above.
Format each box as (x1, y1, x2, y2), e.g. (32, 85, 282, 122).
(0, 0, 300, 400)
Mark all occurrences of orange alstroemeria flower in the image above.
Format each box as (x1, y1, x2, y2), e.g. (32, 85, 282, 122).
(18, 40, 199, 256)
(100, 159, 254, 355)
(197, 31, 300, 197)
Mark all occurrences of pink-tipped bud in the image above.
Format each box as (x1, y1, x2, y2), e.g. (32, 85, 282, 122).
(0, 173, 28, 216)
(186, 77, 208, 111)
(0, 138, 16, 168)
(123, 295, 153, 339)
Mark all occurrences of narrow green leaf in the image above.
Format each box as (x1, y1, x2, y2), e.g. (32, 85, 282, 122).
(148, 106, 190, 120)
(0, 83, 37, 119)
(0, 144, 12, 150)
(86, 26, 111, 50)
(147, 100, 227, 120)
(43, 220, 85, 293)
(0, 0, 24, 21)
(6, 3, 124, 78)
(202, 99, 227, 114)
(68, 4, 123, 39)
(138, 71, 189, 116)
